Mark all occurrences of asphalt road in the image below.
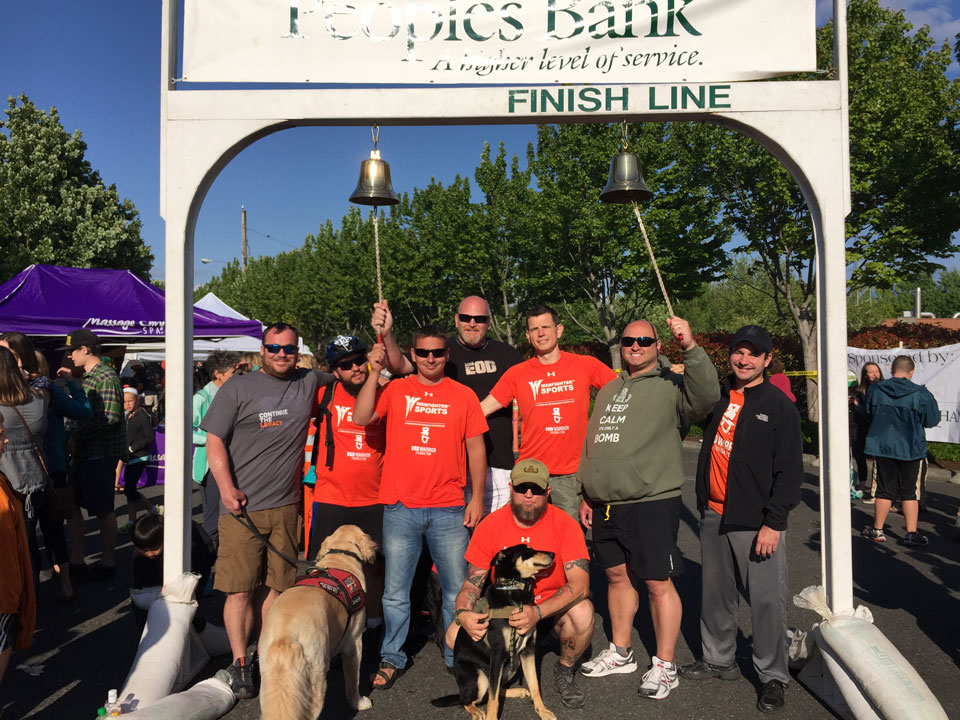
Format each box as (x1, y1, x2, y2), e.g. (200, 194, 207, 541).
(4, 443, 959, 720)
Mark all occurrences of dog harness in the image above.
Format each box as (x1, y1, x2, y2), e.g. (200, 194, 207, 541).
(296, 568, 365, 615)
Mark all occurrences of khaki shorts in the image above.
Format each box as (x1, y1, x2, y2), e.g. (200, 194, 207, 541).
(214, 504, 299, 593)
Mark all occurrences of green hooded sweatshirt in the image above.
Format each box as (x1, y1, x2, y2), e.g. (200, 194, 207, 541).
(578, 345, 719, 505)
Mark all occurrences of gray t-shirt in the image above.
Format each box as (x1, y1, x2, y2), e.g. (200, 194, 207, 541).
(200, 368, 333, 513)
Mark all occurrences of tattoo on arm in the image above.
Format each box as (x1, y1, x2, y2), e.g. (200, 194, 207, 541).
(465, 564, 488, 590)
(564, 558, 589, 574)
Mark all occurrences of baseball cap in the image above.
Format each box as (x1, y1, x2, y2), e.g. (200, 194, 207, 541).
(60, 328, 99, 351)
(730, 325, 772, 355)
(510, 459, 550, 490)
(325, 335, 367, 366)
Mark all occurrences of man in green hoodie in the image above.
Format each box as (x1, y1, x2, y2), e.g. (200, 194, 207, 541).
(578, 317, 719, 701)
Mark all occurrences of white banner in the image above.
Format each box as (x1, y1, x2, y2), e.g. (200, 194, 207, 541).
(182, 0, 816, 85)
(847, 345, 960, 444)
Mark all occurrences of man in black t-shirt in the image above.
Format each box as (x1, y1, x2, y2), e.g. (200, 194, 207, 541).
(372, 296, 522, 513)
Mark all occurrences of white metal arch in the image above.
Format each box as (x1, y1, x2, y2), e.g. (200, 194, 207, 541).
(160, 2, 854, 614)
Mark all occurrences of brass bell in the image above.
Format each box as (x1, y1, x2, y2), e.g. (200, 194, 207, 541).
(349, 149, 400, 207)
(599, 145, 652, 204)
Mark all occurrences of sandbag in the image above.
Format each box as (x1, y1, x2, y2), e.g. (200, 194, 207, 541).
(119, 574, 206, 712)
(793, 585, 947, 720)
(122, 678, 236, 720)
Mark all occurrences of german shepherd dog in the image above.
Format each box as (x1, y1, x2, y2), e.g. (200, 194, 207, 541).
(438, 544, 557, 720)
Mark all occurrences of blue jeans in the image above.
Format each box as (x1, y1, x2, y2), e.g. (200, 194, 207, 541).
(380, 502, 469, 668)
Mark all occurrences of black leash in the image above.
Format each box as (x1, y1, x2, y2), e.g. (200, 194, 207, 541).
(231, 508, 315, 572)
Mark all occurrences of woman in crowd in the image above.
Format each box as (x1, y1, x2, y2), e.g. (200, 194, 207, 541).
(192, 350, 240, 546)
(116, 387, 156, 532)
(0, 347, 54, 596)
(0, 413, 36, 686)
(851, 362, 883, 500)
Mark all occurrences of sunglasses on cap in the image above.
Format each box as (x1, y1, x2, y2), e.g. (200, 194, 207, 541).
(263, 343, 298, 355)
(458, 313, 489, 324)
(620, 336, 657, 348)
(512, 483, 548, 496)
(413, 348, 445, 358)
(335, 356, 365, 371)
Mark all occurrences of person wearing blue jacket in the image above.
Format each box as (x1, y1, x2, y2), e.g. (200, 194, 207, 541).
(862, 355, 940, 547)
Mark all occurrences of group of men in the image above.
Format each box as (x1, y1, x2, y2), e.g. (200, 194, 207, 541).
(197, 296, 808, 714)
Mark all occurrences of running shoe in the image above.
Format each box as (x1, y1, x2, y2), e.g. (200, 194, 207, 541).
(861, 526, 885, 542)
(638, 656, 678, 700)
(580, 643, 638, 677)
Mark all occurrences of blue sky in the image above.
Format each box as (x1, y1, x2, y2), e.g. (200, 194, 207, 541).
(1, 1, 957, 285)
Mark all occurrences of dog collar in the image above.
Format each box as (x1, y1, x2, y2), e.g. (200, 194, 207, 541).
(493, 578, 529, 591)
(321, 547, 365, 565)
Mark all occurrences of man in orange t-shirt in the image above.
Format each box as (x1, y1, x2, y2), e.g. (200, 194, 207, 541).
(353, 325, 488, 683)
(452, 459, 594, 709)
(304, 335, 386, 626)
(686, 325, 803, 715)
(481, 304, 616, 521)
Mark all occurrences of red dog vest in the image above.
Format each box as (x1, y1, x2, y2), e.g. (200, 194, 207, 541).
(295, 568, 365, 615)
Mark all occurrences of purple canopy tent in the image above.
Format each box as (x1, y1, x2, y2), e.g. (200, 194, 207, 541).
(0, 264, 262, 338)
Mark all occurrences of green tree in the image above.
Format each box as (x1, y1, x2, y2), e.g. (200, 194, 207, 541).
(691, 0, 960, 417)
(526, 122, 731, 368)
(0, 95, 153, 282)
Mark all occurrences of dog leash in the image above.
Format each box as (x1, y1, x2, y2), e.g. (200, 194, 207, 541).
(230, 509, 317, 572)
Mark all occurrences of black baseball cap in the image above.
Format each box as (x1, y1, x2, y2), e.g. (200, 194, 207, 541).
(730, 325, 772, 355)
(59, 328, 100, 351)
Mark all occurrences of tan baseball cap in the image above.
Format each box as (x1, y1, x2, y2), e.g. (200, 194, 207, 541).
(510, 459, 550, 490)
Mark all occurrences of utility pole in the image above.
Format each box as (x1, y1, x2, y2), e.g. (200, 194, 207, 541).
(241, 205, 248, 273)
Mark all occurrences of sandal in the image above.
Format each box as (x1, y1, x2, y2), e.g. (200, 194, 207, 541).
(370, 661, 404, 690)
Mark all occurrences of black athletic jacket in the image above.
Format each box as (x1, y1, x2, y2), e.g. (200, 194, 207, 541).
(695, 378, 803, 531)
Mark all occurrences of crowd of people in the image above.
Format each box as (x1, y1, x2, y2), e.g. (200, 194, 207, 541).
(0, 299, 940, 716)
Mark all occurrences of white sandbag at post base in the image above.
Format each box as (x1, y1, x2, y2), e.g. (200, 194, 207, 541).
(121, 678, 236, 720)
(119, 573, 207, 713)
(793, 585, 947, 720)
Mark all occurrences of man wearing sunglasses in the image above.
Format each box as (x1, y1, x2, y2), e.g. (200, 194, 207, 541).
(480, 304, 617, 521)
(578, 316, 719, 701)
(452, 459, 594, 709)
(201, 322, 335, 699)
(302, 335, 386, 628)
(353, 326, 488, 685)
(371, 296, 522, 513)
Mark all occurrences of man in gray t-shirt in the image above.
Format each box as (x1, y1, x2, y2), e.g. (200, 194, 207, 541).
(201, 322, 333, 699)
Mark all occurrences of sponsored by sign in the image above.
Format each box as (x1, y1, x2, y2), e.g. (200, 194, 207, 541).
(848, 345, 960, 444)
(182, 0, 815, 85)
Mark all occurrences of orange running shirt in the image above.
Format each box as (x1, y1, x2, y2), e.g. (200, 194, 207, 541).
(375, 375, 488, 508)
(708, 389, 745, 515)
(489, 352, 616, 475)
(310, 384, 386, 507)
(466, 503, 588, 604)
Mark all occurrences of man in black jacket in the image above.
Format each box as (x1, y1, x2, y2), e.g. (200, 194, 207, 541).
(682, 325, 803, 715)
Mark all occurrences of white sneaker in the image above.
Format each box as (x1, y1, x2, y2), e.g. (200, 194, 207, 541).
(580, 643, 638, 677)
(638, 656, 678, 700)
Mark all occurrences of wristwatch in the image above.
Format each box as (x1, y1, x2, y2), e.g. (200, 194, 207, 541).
(454, 608, 468, 626)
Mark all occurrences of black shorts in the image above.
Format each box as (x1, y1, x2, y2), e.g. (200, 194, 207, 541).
(307, 502, 383, 561)
(592, 496, 684, 580)
(72, 456, 120, 517)
(874, 457, 924, 502)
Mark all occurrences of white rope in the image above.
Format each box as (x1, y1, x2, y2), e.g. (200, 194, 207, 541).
(631, 200, 674, 318)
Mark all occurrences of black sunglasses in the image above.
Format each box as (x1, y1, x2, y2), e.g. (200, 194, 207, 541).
(413, 348, 445, 359)
(335, 356, 365, 371)
(263, 343, 298, 355)
(620, 336, 657, 348)
(513, 483, 548, 496)
(458, 313, 490, 324)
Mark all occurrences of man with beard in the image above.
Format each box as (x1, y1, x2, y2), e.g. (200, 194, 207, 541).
(452, 459, 594, 709)
(304, 335, 386, 628)
(372, 296, 523, 513)
(201, 323, 334, 699)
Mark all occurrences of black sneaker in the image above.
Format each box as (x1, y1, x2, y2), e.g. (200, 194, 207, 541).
(902, 532, 929, 548)
(680, 659, 741, 681)
(226, 657, 258, 699)
(757, 679, 786, 713)
(553, 663, 585, 708)
(861, 526, 885, 543)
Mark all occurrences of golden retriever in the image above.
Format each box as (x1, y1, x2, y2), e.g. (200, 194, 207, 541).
(259, 524, 378, 719)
